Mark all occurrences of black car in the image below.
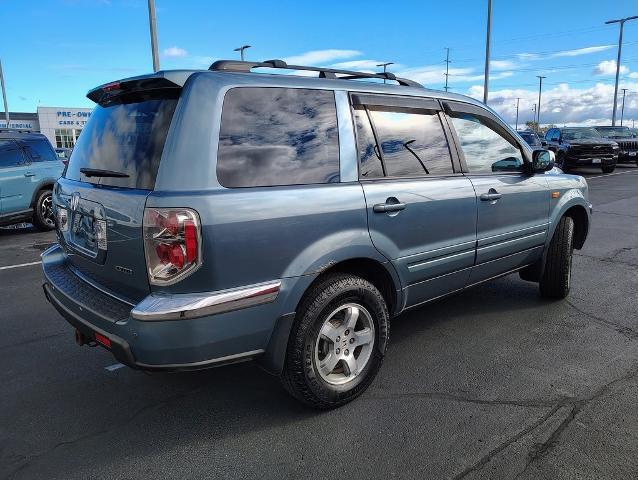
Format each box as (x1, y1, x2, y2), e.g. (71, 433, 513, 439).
(594, 126, 638, 165)
(545, 127, 618, 173)
(518, 130, 547, 148)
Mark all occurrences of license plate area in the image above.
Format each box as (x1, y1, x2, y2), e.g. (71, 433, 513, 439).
(67, 197, 108, 263)
(629, 152, 637, 156)
(591, 158, 601, 164)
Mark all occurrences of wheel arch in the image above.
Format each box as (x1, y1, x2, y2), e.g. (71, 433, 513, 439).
(562, 204, 589, 250)
(29, 181, 55, 209)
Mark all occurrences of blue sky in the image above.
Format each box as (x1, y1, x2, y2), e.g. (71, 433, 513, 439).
(2, 0, 638, 125)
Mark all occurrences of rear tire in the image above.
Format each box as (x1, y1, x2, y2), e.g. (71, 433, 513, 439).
(539, 216, 574, 299)
(601, 165, 615, 174)
(281, 273, 389, 409)
(32, 189, 55, 231)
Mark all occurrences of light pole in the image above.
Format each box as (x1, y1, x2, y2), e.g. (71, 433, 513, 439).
(0, 59, 9, 126)
(483, 0, 492, 104)
(444, 48, 451, 92)
(606, 16, 638, 126)
(532, 103, 537, 127)
(620, 88, 628, 126)
(536, 75, 546, 131)
(376, 62, 394, 84)
(234, 45, 251, 61)
(147, 0, 160, 72)
(515, 97, 520, 131)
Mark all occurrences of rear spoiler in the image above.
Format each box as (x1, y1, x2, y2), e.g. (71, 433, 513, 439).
(87, 70, 195, 106)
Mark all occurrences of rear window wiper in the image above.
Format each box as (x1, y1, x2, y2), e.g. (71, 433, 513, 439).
(80, 168, 130, 178)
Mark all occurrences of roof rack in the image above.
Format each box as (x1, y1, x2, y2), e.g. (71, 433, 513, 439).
(209, 59, 423, 88)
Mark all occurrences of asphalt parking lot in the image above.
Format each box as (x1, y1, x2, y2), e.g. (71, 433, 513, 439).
(1, 166, 637, 480)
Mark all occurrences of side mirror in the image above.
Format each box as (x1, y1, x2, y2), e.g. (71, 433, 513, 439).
(532, 149, 554, 173)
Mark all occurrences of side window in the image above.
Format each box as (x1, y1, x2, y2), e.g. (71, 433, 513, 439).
(217, 87, 340, 188)
(352, 107, 384, 178)
(449, 114, 524, 174)
(19, 137, 58, 162)
(0, 140, 26, 168)
(353, 103, 454, 179)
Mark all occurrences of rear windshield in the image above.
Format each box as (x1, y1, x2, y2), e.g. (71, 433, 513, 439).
(65, 93, 178, 189)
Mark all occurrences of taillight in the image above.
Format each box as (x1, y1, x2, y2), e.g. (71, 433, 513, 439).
(143, 208, 202, 285)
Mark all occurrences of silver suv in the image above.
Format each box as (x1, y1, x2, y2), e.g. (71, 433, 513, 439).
(42, 60, 591, 409)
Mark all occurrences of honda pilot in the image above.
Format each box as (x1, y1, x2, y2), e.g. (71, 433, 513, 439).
(42, 60, 591, 409)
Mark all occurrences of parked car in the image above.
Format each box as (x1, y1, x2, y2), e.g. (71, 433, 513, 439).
(518, 130, 547, 148)
(0, 130, 63, 230)
(42, 60, 591, 409)
(594, 126, 638, 165)
(545, 127, 618, 173)
(55, 148, 73, 166)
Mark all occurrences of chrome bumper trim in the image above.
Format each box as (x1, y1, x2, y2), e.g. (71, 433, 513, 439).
(131, 281, 281, 321)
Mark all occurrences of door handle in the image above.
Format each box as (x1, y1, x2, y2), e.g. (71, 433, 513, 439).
(24, 172, 36, 177)
(480, 189, 502, 202)
(373, 201, 406, 213)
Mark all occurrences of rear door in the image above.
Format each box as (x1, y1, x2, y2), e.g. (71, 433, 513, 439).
(444, 101, 550, 284)
(0, 139, 31, 215)
(56, 86, 180, 303)
(352, 94, 477, 308)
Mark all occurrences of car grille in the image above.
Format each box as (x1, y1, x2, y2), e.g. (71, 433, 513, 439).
(568, 144, 615, 159)
(616, 140, 638, 151)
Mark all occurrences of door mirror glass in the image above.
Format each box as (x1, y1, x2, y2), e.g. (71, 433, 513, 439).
(532, 149, 554, 172)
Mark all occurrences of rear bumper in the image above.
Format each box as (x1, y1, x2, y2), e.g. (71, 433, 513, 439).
(41, 244, 291, 371)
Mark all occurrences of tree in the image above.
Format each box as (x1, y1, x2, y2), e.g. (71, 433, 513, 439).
(525, 121, 539, 132)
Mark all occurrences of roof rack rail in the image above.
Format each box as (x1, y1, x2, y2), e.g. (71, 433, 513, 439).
(209, 59, 423, 88)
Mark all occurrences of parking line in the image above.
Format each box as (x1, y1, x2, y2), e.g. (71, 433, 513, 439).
(105, 363, 125, 372)
(587, 169, 638, 180)
(0, 261, 42, 271)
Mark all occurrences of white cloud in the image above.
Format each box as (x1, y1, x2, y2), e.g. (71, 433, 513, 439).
(330, 60, 399, 72)
(163, 46, 188, 57)
(552, 45, 614, 58)
(628, 72, 638, 79)
(490, 60, 516, 70)
(594, 60, 628, 76)
(283, 49, 361, 65)
(469, 81, 638, 126)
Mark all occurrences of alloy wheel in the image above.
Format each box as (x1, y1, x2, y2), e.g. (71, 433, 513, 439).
(314, 303, 375, 385)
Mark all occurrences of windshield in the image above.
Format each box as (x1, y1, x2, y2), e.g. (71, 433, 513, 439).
(595, 127, 634, 138)
(562, 128, 601, 141)
(65, 93, 178, 189)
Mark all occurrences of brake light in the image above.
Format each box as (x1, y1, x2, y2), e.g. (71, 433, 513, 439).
(143, 208, 202, 285)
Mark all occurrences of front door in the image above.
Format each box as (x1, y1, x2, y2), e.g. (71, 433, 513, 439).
(445, 103, 550, 284)
(351, 94, 477, 309)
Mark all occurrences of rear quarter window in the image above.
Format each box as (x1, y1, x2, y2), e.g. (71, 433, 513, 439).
(217, 87, 340, 188)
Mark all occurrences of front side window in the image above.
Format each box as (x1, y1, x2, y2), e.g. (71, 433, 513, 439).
(450, 114, 524, 174)
(19, 137, 57, 162)
(217, 87, 340, 188)
(0, 140, 25, 168)
(353, 103, 454, 179)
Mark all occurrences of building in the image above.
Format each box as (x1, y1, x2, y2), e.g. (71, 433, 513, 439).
(1, 106, 92, 148)
(37, 107, 92, 148)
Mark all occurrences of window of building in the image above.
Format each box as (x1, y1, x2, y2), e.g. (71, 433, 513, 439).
(55, 129, 75, 148)
(217, 87, 340, 188)
(353, 104, 454, 178)
(450, 114, 524, 174)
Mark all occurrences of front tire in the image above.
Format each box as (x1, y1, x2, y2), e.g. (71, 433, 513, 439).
(540, 216, 575, 299)
(32, 189, 55, 231)
(601, 165, 615, 174)
(556, 153, 569, 172)
(281, 273, 389, 409)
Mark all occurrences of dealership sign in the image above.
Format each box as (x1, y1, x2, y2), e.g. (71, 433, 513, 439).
(56, 110, 91, 127)
(0, 120, 34, 129)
